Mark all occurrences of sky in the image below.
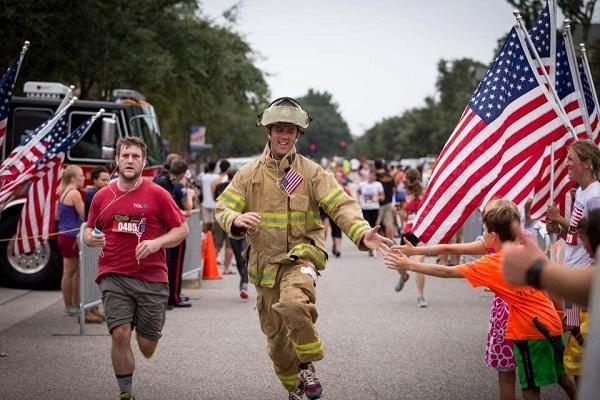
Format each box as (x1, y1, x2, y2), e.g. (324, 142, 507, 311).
(199, 1, 594, 136)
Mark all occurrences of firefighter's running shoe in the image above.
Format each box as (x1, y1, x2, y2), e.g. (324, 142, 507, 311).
(299, 363, 323, 399)
(119, 392, 135, 400)
(288, 384, 305, 400)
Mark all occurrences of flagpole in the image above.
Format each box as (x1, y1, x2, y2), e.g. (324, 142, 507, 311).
(13, 41, 30, 83)
(580, 43, 600, 134)
(514, 11, 578, 141)
(550, 142, 555, 202)
(563, 20, 593, 140)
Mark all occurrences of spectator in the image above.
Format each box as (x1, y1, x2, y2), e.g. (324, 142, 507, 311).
(200, 161, 218, 232)
(357, 170, 384, 256)
(167, 159, 195, 309)
(58, 165, 103, 323)
(211, 160, 234, 274)
(214, 167, 249, 298)
(385, 199, 576, 400)
(395, 168, 427, 307)
(84, 166, 110, 219)
(374, 160, 397, 243)
(545, 140, 600, 383)
(153, 153, 182, 193)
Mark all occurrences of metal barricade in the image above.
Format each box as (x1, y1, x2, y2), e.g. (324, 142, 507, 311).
(78, 223, 102, 335)
(182, 209, 203, 278)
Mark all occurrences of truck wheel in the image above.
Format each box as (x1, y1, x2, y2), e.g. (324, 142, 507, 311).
(0, 211, 62, 289)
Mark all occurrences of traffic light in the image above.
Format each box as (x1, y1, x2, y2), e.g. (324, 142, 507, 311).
(309, 143, 317, 151)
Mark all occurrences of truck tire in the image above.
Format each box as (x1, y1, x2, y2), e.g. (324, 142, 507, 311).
(0, 208, 62, 289)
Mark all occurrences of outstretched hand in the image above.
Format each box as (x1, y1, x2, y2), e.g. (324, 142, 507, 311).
(398, 237, 417, 256)
(361, 225, 395, 253)
(501, 225, 547, 286)
(383, 246, 411, 271)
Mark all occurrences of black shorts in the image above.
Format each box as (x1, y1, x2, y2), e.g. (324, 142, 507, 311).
(401, 232, 420, 246)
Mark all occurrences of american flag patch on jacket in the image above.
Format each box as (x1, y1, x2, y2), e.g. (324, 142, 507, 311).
(280, 168, 303, 195)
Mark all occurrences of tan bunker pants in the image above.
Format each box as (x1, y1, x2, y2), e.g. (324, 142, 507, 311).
(255, 262, 324, 391)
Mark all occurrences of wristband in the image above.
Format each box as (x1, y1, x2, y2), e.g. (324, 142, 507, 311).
(525, 258, 547, 289)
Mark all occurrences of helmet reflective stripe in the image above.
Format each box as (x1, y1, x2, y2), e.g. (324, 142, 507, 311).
(257, 97, 311, 129)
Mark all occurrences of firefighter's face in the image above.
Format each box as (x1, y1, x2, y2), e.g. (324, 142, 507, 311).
(116, 145, 144, 181)
(268, 124, 299, 160)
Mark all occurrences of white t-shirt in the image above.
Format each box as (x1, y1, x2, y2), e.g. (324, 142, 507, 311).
(201, 172, 219, 208)
(564, 180, 600, 267)
(358, 181, 384, 210)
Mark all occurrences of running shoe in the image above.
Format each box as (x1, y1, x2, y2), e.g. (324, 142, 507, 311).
(119, 392, 135, 400)
(299, 363, 323, 399)
(288, 384, 304, 400)
(240, 289, 249, 299)
(394, 274, 410, 292)
(417, 297, 428, 308)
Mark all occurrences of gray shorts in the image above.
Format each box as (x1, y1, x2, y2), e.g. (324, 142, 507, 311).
(376, 203, 396, 228)
(213, 223, 232, 250)
(202, 207, 215, 224)
(99, 274, 169, 341)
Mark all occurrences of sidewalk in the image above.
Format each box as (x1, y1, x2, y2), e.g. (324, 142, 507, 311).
(0, 287, 62, 333)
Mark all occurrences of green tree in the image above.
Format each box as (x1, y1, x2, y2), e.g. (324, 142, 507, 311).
(506, 0, 598, 41)
(0, 0, 269, 156)
(351, 58, 485, 159)
(296, 90, 353, 158)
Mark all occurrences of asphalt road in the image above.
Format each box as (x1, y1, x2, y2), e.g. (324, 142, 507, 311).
(0, 237, 569, 400)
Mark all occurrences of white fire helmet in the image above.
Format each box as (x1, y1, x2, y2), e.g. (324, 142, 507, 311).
(256, 97, 311, 131)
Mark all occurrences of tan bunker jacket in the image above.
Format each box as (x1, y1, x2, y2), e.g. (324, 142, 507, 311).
(216, 144, 370, 287)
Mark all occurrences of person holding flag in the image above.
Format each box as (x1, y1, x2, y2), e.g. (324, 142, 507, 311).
(215, 97, 392, 400)
(545, 139, 600, 383)
(84, 137, 189, 400)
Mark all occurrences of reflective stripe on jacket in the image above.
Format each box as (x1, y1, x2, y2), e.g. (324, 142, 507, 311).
(216, 144, 370, 287)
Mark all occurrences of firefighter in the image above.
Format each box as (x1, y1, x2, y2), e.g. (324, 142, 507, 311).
(215, 97, 393, 400)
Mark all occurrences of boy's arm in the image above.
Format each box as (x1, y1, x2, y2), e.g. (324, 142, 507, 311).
(398, 239, 486, 257)
(384, 248, 463, 278)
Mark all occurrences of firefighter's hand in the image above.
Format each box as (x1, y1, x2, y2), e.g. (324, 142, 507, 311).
(361, 225, 394, 252)
(233, 212, 261, 231)
(135, 239, 161, 260)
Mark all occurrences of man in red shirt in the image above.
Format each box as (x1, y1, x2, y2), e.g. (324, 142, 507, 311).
(85, 137, 189, 400)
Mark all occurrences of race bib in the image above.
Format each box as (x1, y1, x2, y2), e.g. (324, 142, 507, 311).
(112, 215, 146, 236)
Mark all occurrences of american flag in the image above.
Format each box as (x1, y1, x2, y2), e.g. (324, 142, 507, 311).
(0, 114, 65, 208)
(480, 0, 557, 211)
(13, 115, 95, 255)
(528, 0, 555, 80)
(412, 27, 568, 244)
(0, 56, 21, 147)
(280, 168, 303, 195)
(529, 37, 589, 219)
(565, 301, 580, 328)
(579, 56, 600, 144)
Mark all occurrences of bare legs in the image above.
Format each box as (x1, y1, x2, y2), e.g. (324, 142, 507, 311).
(61, 257, 79, 309)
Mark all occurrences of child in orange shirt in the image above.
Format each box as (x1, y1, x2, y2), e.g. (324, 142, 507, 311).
(383, 199, 576, 400)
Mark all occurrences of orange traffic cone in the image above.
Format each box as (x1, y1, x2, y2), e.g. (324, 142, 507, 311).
(202, 231, 222, 280)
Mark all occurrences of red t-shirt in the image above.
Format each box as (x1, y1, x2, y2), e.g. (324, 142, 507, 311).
(403, 196, 422, 234)
(457, 252, 563, 340)
(87, 180, 186, 283)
